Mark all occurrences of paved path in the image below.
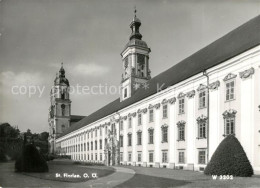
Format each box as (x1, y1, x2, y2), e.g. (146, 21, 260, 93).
(0, 162, 135, 188)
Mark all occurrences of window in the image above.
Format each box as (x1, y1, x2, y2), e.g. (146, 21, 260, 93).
(137, 131, 142, 145)
(100, 153, 102, 161)
(119, 135, 123, 147)
(149, 152, 154, 163)
(100, 139, 102, 149)
(128, 134, 132, 146)
(149, 109, 154, 122)
(197, 116, 207, 139)
(223, 110, 236, 136)
(179, 98, 185, 114)
(61, 104, 65, 116)
(100, 127, 102, 136)
(128, 117, 132, 128)
(148, 128, 154, 144)
(177, 121, 185, 141)
(179, 151, 185, 163)
(91, 154, 93, 160)
(162, 150, 168, 163)
(199, 90, 206, 108)
(161, 125, 168, 143)
(95, 129, 97, 137)
(105, 138, 107, 146)
(88, 132, 89, 139)
(137, 152, 142, 162)
(95, 153, 97, 160)
(225, 117, 235, 135)
(95, 141, 97, 150)
(91, 142, 93, 150)
(84, 143, 86, 151)
(91, 131, 93, 138)
(105, 126, 108, 134)
(120, 120, 123, 131)
(120, 153, 123, 162)
(128, 152, 132, 161)
(198, 150, 206, 164)
(162, 105, 168, 118)
(138, 113, 142, 125)
(226, 80, 235, 101)
(124, 88, 127, 98)
(198, 122, 206, 138)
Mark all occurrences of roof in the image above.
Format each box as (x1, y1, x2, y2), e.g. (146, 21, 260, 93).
(58, 15, 260, 139)
(70, 115, 86, 123)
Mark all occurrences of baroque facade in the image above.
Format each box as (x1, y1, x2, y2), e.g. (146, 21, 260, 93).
(51, 14, 260, 174)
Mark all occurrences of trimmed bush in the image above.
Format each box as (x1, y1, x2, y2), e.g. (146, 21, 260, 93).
(15, 143, 48, 172)
(204, 135, 253, 177)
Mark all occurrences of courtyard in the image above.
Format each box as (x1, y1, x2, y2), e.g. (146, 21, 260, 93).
(0, 160, 259, 188)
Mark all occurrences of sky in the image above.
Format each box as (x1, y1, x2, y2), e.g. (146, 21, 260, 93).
(0, 0, 259, 133)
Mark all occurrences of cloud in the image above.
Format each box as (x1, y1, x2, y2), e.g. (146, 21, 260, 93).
(0, 71, 43, 86)
(72, 63, 110, 77)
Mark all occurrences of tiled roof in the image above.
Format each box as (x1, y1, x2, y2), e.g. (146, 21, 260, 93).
(58, 15, 260, 139)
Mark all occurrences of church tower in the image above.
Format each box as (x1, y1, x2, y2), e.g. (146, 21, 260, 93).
(120, 9, 151, 101)
(48, 63, 71, 154)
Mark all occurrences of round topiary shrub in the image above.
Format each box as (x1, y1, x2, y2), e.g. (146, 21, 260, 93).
(204, 134, 253, 177)
(15, 143, 48, 172)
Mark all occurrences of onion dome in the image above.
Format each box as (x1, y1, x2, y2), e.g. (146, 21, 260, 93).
(121, 8, 151, 54)
(54, 63, 70, 86)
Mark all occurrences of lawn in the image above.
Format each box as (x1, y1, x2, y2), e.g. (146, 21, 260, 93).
(118, 166, 260, 188)
(22, 160, 115, 182)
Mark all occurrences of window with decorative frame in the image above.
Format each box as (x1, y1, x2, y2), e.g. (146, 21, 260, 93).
(137, 152, 142, 162)
(149, 151, 154, 163)
(100, 127, 102, 136)
(120, 120, 123, 131)
(162, 104, 168, 118)
(99, 139, 102, 149)
(179, 98, 185, 114)
(128, 117, 132, 128)
(128, 152, 132, 161)
(119, 135, 123, 147)
(100, 153, 102, 161)
(91, 142, 93, 150)
(95, 140, 97, 150)
(161, 124, 168, 143)
(199, 90, 207, 108)
(137, 131, 142, 145)
(223, 109, 237, 136)
(148, 128, 154, 144)
(162, 150, 168, 163)
(128, 133, 132, 146)
(225, 80, 235, 101)
(196, 115, 207, 139)
(138, 113, 142, 125)
(177, 121, 185, 141)
(198, 150, 206, 164)
(178, 151, 185, 163)
(87, 142, 89, 151)
(149, 109, 154, 122)
(95, 129, 97, 137)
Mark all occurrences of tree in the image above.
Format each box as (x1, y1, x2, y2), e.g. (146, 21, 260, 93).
(204, 135, 254, 177)
(15, 143, 48, 172)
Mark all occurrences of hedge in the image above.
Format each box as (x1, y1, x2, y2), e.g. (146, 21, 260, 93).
(204, 134, 253, 177)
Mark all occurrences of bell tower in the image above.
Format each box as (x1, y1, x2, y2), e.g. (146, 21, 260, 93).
(48, 63, 71, 154)
(120, 9, 151, 101)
